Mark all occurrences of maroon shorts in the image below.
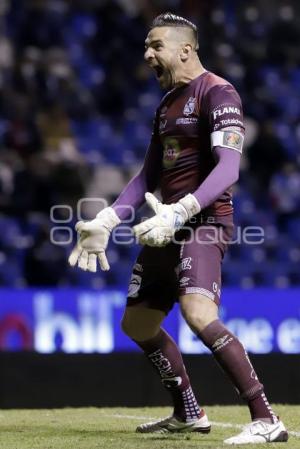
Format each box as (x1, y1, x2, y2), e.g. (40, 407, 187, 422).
(126, 222, 234, 314)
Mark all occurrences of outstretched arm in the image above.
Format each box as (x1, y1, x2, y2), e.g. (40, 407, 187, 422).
(68, 135, 162, 272)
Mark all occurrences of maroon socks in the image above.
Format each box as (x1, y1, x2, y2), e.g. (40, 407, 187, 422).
(135, 320, 277, 424)
(199, 319, 277, 423)
(135, 328, 201, 421)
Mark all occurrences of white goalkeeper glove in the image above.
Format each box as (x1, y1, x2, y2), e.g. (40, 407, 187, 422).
(133, 192, 201, 247)
(68, 207, 120, 272)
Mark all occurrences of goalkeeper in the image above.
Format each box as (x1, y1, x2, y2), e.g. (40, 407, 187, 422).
(69, 13, 287, 445)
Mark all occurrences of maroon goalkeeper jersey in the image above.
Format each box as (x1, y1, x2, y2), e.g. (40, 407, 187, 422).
(154, 70, 244, 216)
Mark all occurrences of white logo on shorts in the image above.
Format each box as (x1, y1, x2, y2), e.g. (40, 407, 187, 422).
(212, 282, 221, 297)
(179, 257, 192, 271)
(128, 274, 142, 298)
(133, 263, 143, 273)
(180, 277, 190, 287)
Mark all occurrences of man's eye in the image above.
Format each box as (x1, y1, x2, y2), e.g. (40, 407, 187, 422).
(154, 45, 163, 50)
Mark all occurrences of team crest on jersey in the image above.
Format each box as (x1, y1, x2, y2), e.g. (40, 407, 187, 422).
(183, 97, 196, 116)
(163, 137, 181, 168)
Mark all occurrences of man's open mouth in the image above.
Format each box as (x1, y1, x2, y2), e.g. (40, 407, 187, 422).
(154, 65, 164, 78)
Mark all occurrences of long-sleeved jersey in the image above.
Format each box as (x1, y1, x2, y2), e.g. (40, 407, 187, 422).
(113, 71, 244, 221)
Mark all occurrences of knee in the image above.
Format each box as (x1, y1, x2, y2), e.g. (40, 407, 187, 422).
(120, 314, 136, 339)
(120, 310, 161, 342)
(181, 307, 210, 333)
(180, 294, 218, 334)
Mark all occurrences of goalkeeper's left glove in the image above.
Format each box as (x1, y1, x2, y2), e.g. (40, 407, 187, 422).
(133, 192, 201, 247)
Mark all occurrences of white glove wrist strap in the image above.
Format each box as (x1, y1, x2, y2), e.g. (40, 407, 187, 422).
(178, 194, 201, 220)
(96, 207, 121, 230)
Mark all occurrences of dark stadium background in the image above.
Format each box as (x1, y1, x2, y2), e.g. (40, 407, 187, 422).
(0, 0, 299, 408)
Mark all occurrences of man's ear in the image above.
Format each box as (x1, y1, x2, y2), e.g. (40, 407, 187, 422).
(180, 43, 192, 61)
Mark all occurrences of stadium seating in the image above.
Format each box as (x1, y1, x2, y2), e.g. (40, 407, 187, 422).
(0, 1, 299, 289)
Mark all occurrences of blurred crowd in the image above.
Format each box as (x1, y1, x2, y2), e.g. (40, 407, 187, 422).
(0, 0, 299, 288)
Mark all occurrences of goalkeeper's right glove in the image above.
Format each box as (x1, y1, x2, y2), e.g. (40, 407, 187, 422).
(68, 207, 120, 272)
(133, 192, 200, 247)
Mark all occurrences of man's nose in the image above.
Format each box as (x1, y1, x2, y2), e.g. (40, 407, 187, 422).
(144, 47, 154, 62)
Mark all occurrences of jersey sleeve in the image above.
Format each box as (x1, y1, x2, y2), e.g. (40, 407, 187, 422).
(204, 83, 245, 153)
(205, 83, 244, 132)
(143, 112, 163, 190)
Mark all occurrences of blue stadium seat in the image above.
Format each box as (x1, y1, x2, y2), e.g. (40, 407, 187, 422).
(286, 217, 300, 242)
(260, 263, 292, 287)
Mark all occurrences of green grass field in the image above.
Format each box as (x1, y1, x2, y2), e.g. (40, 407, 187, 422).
(0, 405, 299, 449)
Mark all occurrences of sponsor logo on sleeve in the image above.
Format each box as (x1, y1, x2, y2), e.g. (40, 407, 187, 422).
(213, 118, 244, 130)
(212, 105, 241, 120)
(179, 277, 190, 287)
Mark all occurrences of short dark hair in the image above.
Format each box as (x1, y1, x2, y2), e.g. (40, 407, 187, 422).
(150, 12, 198, 50)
